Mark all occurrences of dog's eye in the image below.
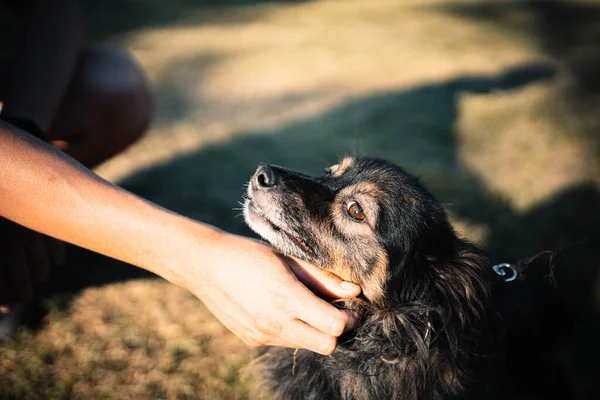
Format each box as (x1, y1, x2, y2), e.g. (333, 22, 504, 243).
(346, 201, 366, 221)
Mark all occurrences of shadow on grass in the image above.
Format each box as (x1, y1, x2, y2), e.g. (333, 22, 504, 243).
(433, 0, 600, 168)
(434, 0, 600, 89)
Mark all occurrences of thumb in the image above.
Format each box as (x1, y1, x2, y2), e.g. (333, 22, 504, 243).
(285, 256, 361, 299)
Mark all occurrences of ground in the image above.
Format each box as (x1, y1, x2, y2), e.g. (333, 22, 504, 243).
(1, 0, 600, 399)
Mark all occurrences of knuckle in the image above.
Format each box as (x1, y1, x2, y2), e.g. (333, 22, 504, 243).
(329, 315, 346, 337)
(322, 269, 337, 281)
(320, 337, 337, 355)
(248, 331, 269, 347)
(242, 335, 260, 348)
(255, 321, 270, 336)
(259, 318, 283, 338)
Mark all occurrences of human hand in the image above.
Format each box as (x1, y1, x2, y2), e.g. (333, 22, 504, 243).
(184, 232, 361, 355)
(0, 218, 65, 309)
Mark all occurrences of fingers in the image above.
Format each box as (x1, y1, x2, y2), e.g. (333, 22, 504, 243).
(197, 236, 360, 356)
(277, 320, 337, 355)
(289, 279, 359, 337)
(238, 295, 358, 355)
(236, 321, 337, 356)
(287, 256, 361, 299)
(294, 299, 358, 338)
(284, 257, 360, 346)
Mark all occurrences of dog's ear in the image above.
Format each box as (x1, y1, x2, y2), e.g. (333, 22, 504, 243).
(431, 242, 491, 328)
(339, 242, 493, 399)
(385, 240, 491, 356)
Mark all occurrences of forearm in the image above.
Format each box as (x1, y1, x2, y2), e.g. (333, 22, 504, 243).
(0, 121, 219, 286)
(2, 0, 85, 131)
(0, 123, 360, 354)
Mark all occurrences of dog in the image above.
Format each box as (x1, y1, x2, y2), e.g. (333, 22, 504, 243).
(243, 157, 508, 400)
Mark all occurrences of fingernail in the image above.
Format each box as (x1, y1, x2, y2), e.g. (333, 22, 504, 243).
(340, 281, 358, 291)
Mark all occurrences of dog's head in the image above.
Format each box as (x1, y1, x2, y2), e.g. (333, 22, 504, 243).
(244, 157, 488, 312)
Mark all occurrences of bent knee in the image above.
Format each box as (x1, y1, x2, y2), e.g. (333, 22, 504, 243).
(76, 47, 154, 147)
(77, 47, 151, 99)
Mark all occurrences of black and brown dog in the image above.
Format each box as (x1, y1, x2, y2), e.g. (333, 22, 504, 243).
(243, 157, 598, 400)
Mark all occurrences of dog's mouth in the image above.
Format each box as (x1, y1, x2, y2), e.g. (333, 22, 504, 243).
(244, 199, 316, 260)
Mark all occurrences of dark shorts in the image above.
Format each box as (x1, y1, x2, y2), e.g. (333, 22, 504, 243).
(0, 3, 18, 102)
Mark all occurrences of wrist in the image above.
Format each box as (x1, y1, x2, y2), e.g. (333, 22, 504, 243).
(156, 217, 228, 291)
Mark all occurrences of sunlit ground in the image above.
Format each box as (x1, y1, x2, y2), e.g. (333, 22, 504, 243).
(2, 0, 600, 398)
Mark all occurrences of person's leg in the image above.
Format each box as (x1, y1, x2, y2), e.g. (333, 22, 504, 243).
(0, 47, 152, 340)
(0, 0, 152, 339)
(47, 46, 154, 168)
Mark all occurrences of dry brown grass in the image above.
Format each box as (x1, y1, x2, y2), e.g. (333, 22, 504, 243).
(2, 0, 600, 398)
(1, 282, 257, 399)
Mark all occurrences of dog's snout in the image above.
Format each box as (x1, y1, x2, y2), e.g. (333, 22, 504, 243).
(254, 164, 279, 189)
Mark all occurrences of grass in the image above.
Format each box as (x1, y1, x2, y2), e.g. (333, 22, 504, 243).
(2, 0, 600, 398)
(1, 282, 257, 399)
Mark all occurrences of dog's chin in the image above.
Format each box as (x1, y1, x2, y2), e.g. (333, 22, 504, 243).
(243, 200, 315, 262)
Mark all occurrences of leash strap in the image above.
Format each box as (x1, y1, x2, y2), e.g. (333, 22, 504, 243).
(491, 237, 600, 285)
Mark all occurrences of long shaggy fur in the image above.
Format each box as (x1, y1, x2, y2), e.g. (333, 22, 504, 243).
(258, 243, 504, 400)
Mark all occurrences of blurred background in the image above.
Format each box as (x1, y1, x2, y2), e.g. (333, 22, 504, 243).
(1, 0, 599, 398)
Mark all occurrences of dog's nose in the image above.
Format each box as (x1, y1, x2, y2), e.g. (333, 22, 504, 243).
(254, 164, 279, 189)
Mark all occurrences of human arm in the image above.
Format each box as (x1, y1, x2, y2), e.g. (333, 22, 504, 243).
(0, 121, 360, 353)
(0, 0, 86, 306)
